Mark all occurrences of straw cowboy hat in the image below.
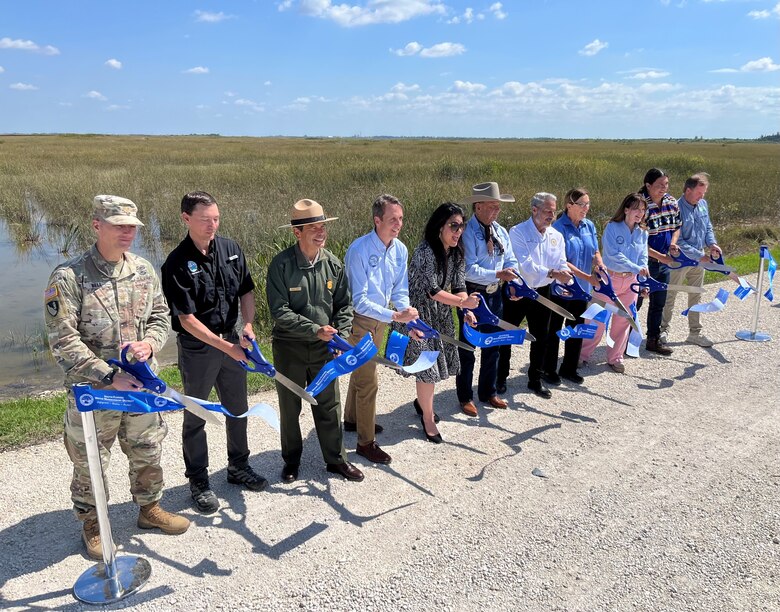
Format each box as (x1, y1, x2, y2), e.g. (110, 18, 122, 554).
(459, 182, 515, 205)
(278, 199, 339, 229)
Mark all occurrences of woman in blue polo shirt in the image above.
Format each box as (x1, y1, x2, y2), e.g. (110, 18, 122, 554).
(545, 188, 603, 384)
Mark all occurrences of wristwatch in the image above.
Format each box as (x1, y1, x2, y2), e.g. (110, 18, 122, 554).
(100, 367, 118, 386)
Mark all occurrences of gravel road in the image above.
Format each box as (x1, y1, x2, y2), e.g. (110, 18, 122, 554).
(1, 277, 778, 611)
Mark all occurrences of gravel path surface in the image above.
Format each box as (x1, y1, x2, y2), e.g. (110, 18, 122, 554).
(1, 277, 778, 611)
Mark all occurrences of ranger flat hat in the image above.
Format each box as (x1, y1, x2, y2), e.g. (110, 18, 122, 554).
(460, 182, 515, 205)
(93, 195, 145, 226)
(279, 199, 339, 229)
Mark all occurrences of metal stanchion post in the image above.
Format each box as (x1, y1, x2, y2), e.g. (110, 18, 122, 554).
(736, 246, 771, 342)
(72, 409, 152, 604)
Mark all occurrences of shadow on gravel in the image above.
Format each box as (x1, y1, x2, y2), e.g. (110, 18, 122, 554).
(636, 361, 706, 390)
(0, 585, 174, 611)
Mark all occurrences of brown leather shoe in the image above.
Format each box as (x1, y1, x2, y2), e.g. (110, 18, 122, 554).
(138, 502, 190, 535)
(486, 395, 508, 409)
(645, 337, 673, 356)
(326, 462, 365, 482)
(356, 441, 392, 464)
(460, 400, 478, 417)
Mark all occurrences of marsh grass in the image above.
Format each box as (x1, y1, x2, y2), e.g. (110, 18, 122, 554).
(1, 135, 777, 335)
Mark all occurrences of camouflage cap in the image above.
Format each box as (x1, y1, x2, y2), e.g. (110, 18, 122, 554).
(92, 195, 145, 226)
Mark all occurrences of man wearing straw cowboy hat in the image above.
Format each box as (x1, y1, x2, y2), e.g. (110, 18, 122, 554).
(456, 182, 519, 417)
(45, 195, 190, 560)
(267, 199, 364, 483)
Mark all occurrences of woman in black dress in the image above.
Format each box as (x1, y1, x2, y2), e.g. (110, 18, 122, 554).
(395, 203, 478, 442)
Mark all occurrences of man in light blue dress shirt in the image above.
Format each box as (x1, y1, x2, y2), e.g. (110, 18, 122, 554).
(456, 182, 519, 416)
(344, 194, 418, 464)
(661, 173, 720, 348)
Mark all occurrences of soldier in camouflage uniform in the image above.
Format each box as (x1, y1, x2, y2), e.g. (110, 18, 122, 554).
(45, 195, 190, 560)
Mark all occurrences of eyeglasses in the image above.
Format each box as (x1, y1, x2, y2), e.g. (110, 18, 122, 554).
(447, 222, 465, 232)
(570, 200, 590, 207)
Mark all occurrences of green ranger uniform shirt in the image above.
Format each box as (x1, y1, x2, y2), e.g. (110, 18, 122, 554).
(266, 243, 353, 342)
(44, 244, 170, 386)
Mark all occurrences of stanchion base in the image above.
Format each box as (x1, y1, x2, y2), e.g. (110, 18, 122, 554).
(735, 330, 772, 342)
(73, 555, 151, 604)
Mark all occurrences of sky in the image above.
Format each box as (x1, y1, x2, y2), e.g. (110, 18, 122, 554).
(1, 0, 779, 139)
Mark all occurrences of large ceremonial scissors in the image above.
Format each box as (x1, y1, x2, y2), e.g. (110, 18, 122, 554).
(592, 268, 641, 334)
(406, 318, 474, 352)
(668, 250, 735, 273)
(240, 337, 318, 404)
(549, 279, 593, 302)
(464, 294, 537, 341)
(629, 274, 705, 295)
(327, 334, 402, 370)
(109, 346, 222, 425)
(504, 274, 576, 321)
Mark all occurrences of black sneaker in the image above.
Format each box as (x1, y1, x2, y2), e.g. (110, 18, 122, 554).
(227, 465, 268, 492)
(190, 479, 220, 514)
(541, 371, 562, 386)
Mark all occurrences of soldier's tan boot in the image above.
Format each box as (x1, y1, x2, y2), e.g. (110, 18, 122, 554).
(81, 513, 103, 560)
(138, 501, 190, 535)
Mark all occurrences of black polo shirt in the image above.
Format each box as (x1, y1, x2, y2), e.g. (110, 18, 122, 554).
(161, 233, 255, 336)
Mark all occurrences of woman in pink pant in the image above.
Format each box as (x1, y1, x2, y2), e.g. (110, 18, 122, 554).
(580, 193, 649, 373)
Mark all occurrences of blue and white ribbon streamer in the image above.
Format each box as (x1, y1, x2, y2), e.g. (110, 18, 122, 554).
(306, 333, 377, 397)
(556, 324, 597, 341)
(582, 302, 614, 348)
(761, 246, 776, 302)
(682, 288, 730, 315)
(73, 384, 225, 415)
(733, 277, 755, 301)
(385, 331, 439, 374)
(625, 302, 644, 358)
(462, 322, 528, 347)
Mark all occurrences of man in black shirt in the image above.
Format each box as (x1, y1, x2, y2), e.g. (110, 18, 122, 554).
(161, 191, 267, 514)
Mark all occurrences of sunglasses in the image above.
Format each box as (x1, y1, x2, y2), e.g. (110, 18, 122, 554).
(447, 221, 466, 232)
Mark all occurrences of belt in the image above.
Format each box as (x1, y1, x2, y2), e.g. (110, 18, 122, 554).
(468, 281, 503, 294)
(607, 270, 634, 278)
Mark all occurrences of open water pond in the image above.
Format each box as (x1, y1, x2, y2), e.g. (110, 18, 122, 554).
(0, 218, 178, 399)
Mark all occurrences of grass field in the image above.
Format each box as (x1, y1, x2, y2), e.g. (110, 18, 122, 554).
(1, 135, 777, 337)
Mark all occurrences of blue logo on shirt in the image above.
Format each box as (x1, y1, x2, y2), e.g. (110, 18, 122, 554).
(616, 236, 625, 245)
(368, 254, 379, 267)
(187, 261, 199, 274)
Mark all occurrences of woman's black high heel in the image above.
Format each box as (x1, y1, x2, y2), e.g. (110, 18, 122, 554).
(419, 416, 443, 444)
(413, 398, 440, 423)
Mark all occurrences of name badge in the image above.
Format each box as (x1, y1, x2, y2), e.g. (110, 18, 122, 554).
(290, 287, 302, 292)
(228, 254, 238, 261)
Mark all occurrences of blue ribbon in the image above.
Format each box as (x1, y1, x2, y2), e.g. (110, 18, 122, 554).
(385, 330, 439, 373)
(556, 324, 597, 341)
(462, 321, 528, 347)
(761, 246, 776, 302)
(305, 333, 377, 397)
(682, 287, 730, 315)
(72, 384, 225, 415)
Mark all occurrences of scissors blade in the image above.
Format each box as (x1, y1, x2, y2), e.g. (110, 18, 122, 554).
(438, 332, 475, 352)
(371, 354, 403, 370)
(166, 389, 222, 426)
(492, 320, 537, 342)
(701, 262, 735, 273)
(665, 284, 706, 294)
(273, 371, 319, 404)
(535, 294, 576, 321)
(612, 297, 642, 334)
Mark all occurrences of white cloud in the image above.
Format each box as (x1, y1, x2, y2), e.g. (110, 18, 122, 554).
(489, 2, 507, 19)
(106, 104, 130, 111)
(224, 91, 237, 97)
(419, 42, 466, 58)
(391, 82, 420, 93)
(10, 82, 37, 90)
(264, 80, 272, 86)
(235, 98, 264, 112)
(183, 66, 210, 74)
(629, 70, 670, 79)
(194, 10, 234, 22)
(741, 56, 780, 72)
(392, 42, 423, 56)
(85, 90, 108, 101)
(710, 67, 739, 73)
(579, 39, 608, 56)
(0, 37, 60, 55)
(292, 0, 446, 27)
(0, 65, 4, 73)
(748, 2, 780, 19)
(451, 80, 486, 93)
(105, 58, 122, 69)
(278, 0, 294, 10)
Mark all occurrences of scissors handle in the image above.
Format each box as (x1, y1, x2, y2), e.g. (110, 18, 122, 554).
(327, 334, 354, 354)
(107, 345, 166, 394)
(549, 280, 591, 302)
(463, 293, 500, 327)
(505, 276, 539, 300)
(406, 319, 438, 339)
(669, 250, 698, 269)
(630, 274, 667, 294)
(240, 337, 276, 377)
(594, 269, 619, 302)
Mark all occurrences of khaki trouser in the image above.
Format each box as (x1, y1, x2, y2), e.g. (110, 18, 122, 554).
(344, 313, 388, 446)
(661, 265, 706, 337)
(64, 395, 167, 515)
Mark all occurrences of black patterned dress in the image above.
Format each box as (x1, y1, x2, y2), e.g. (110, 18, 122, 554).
(392, 240, 466, 383)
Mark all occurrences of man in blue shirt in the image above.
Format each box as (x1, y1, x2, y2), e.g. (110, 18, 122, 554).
(344, 195, 418, 464)
(456, 182, 519, 416)
(661, 173, 720, 348)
